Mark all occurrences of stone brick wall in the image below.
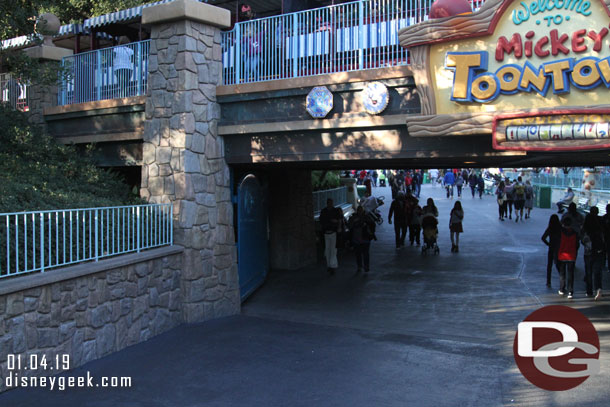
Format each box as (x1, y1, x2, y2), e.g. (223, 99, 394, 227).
(269, 170, 317, 270)
(27, 67, 59, 129)
(140, 18, 239, 322)
(0, 249, 183, 391)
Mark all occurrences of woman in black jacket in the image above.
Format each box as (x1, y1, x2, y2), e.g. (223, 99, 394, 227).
(541, 214, 562, 287)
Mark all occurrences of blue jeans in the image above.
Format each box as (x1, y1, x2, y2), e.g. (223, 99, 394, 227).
(584, 254, 604, 295)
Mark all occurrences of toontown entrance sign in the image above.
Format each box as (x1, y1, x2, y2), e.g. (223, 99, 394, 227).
(399, 0, 610, 151)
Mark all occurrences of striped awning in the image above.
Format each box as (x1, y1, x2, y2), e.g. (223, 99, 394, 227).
(83, 0, 176, 30)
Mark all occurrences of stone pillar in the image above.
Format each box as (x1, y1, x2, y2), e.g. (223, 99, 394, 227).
(23, 45, 72, 128)
(269, 170, 317, 270)
(141, 0, 239, 322)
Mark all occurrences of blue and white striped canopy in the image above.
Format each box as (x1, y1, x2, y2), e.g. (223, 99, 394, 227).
(83, 0, 177, 29)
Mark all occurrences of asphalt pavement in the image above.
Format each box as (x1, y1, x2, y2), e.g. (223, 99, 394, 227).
(1, 184, 609, 406)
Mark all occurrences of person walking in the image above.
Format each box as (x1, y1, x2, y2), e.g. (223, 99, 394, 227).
(423, 197, 439, 218)
(443, 170, 455, 198)
(449, 201, 464, 252)
(557, 217, 579, 299)
(468, 172, 478, 198)
(410, 203, 423, 246)
(319, 198, 343, 274)
(348, 206, 376, 273)
(364, 174, 372, 196)
(404, 172, 413, 195)
(603, 203, 610, 270)
(504, 179, 514, 220)
(561, 202, 584, 236)
(413, 170, 422, 198)
(496, 180, 507, 221)
(582, 210, 605, 300)
(456, 174, 464, 198)
(372, 170, 378, 188)
(524, 180, 534, 219)
(477, 174, 485, 198)
(513, 176, 526, 222)
(541, 214, 561, 287)
(388, 192, 407, 249)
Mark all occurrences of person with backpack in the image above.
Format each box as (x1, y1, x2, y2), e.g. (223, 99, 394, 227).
(541, 214, 562, 287)
(557, 217, 579, 299)
(388, 192, 407, 249)
(449, 201, 464, 252)
(348, 206, 377, 273)
(513, 176, 526, 222)
(582, 210, 605, 300)
(504, 179, 515, 220)
(524, 180, 534, 219)
(496, 180, 507, 221)
(455, 174, 464, 198)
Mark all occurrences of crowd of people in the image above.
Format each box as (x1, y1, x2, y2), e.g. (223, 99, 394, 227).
(322, 168, 607, 303)
(494, 176, 535, 222)
(541, 202, 609, 301)
(324, 169, 470, 274)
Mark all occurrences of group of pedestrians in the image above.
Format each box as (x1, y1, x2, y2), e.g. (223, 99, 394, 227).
(541, 202, 610, 300)
(389, 170, 423, 199)
(441, 169, 485, 199)
(495, 176, 534, 222)
(320, 198, 377, 274)
(388, 192, 464, 253)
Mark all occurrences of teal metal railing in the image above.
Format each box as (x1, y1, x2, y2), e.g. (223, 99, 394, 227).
(313, 186, 348, 213)
(0, 204, 172, 279)
(58, 40, 150, 105)
(221, 0, 486, 85)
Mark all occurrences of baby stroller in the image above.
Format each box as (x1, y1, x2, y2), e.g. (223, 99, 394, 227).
(421, 214, 439, 255)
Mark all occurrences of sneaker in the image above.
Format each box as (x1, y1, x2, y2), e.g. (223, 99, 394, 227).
(595, 289, 602, 301)
(558, 290, 565, 295)
(568, 293, 573, 299)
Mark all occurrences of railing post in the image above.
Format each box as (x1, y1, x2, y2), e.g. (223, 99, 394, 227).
(94, 209, 99, 262)
(39, 213, 44, 273)
(137, 42, 143, 97)
(96, 50, 102, 102)
(358, 0, 364, 70)
(170, 204, 174, 245)
(235, 24, 241, 84)
(137, 206, 141, 253)
(292, 12, 299, 77)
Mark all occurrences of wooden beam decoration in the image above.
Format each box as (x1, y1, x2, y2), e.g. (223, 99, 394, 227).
(399, 0, 610, 152)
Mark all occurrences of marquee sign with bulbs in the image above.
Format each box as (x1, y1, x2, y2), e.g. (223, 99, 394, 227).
(398, 0, 610, 151)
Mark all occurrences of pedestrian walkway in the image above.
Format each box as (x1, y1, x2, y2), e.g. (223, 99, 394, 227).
(1, 185, 609, 406)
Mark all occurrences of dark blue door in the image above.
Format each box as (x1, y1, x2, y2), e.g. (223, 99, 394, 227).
(237, 174, 268, 301)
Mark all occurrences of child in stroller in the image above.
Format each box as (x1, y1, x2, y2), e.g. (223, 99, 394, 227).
(421, 198, 440, 255)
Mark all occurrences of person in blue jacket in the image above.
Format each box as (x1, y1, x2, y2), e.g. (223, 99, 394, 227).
(443, 171, 455, 198)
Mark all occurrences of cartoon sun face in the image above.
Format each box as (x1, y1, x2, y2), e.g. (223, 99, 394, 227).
(363, 82, 389, 115)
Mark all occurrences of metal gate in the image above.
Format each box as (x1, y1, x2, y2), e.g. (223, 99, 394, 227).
(237, 174, 269, 301)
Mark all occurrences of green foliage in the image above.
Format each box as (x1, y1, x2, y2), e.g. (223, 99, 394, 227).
(0, 106, 141, 213)
(312, 171, 341, 191)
